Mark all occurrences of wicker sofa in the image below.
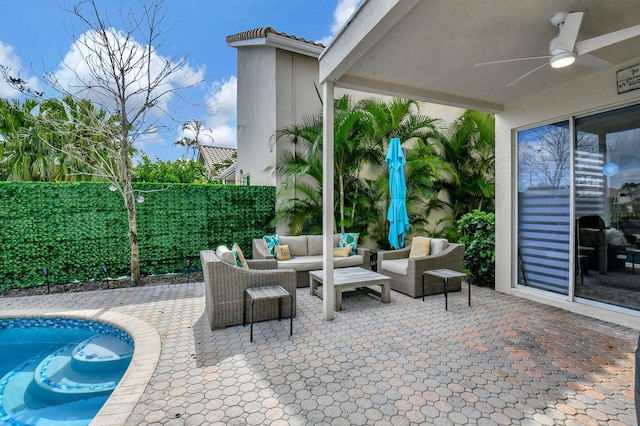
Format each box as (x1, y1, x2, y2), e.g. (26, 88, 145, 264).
(200, 249, 296, 330)
(377, 240, 465, 298)
(252, 234, 371, 287)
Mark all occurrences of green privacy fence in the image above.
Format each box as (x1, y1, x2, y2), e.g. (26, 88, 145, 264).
(0, 182, 275, 290)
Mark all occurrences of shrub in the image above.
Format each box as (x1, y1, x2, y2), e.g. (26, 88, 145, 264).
(457, 210, 495, 288)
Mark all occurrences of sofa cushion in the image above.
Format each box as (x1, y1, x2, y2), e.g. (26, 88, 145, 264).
(381, 258, 408, 275)
(334, 255, 364, 268)
(276, 254, 364, 271)
(216, 245, 237, 266)
(263, 234, 281, 255)
(275, 244, 292, 261)
(306, 234, 342, 255)
(431, 238, 449, 255)
(410, 237, 431, 258)
(308, 235, 323, 255)
(339, 233, 359, 256)
(231, 243, 249, 269)
(277, 255, 324, 271)
(279, 235, 308, 256)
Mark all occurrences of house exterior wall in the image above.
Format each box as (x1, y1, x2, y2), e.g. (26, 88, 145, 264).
(236, 46, 322, 189)
(236, 46, 278, 186)
(496, 58, 640, 328)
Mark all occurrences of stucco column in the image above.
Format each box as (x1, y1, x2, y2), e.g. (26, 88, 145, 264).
(322, 81, 335, 321)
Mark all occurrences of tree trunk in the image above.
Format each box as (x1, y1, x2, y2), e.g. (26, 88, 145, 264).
(124, 179, 141, 286)
(119, 141, 141, 286)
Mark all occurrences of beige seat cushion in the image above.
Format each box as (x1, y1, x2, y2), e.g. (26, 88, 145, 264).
(306, 234, 344, 255)
(277, 255, 323, 271)
(333, 255, 364, 268)
(279, 236, 308, 256)
(276, 254, 364, 271)
(308, 235, 323, 255)
(381, 258, 408, 275)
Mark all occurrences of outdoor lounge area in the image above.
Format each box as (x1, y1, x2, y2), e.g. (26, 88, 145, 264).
(0, 280, 636, 425)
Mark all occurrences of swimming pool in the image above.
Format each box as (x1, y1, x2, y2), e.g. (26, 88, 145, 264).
(0, 318, 134, 426)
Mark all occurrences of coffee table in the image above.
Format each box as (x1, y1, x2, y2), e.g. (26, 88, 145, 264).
(309, 267, 391, 311)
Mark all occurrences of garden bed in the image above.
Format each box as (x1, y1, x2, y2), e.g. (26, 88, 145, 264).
(0, 272, 204, 297)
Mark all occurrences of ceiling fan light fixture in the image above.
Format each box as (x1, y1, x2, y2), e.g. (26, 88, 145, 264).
(550, 51, 576, 68)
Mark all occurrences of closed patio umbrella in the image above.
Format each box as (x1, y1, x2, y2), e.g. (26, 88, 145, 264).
(386, 137, 410, 249)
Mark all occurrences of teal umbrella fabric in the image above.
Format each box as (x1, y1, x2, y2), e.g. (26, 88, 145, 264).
(386, 137, 410, 249)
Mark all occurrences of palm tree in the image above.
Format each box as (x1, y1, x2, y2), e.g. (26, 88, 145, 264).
(0, 97, 117, 182)
(425, 110, 495, 238)
(0, 98, 51, 181)
(272, 95, 378, 235)
(175, 119, 212, 160)
(272, 95, 447, 243)
(271, 113, 325, 234)
(358, 98, 449, 247)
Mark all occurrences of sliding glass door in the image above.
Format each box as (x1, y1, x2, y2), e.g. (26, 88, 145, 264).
(574, 104, 640, 311)
(517, 104, 640, 312)
(517, 121, 571, 294)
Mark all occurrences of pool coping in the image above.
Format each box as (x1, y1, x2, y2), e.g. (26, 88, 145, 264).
(0, 309, 161, 426)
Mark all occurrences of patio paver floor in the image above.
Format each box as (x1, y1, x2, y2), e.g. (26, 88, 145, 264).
(0, 282, 637, 425)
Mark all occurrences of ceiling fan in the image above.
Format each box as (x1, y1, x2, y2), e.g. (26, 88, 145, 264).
(475, 11, 640, 86)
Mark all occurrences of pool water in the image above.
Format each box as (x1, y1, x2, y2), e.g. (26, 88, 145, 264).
(0, 318, 133, 426)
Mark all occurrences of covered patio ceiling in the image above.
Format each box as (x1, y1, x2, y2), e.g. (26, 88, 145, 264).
(319, 0, 640, 112)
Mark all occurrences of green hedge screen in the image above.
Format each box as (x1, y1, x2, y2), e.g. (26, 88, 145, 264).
(0, 182, 275, 290)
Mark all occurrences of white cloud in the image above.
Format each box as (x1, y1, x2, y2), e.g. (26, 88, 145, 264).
(0, 41, 41, 97)
(52, 28, 204, 118)
(318, 0, 364, 45)
(204, 77, 237, 148)
(174, 76, 237, 149)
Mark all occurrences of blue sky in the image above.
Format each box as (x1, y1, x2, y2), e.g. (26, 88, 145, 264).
(0, 0, 362, 161)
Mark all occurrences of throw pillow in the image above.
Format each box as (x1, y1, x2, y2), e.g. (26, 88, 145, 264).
(339, 233, 359, 256)
(231, 243, 249, 269)
(274, 244, 291, 261)
(333, 246, 352, 257)
(263, 234, 281, 255)
(430, 238, 449, 255)
(409, 236, 431, 258)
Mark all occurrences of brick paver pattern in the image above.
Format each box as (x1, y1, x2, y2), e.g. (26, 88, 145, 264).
(0, 282, 637, 425)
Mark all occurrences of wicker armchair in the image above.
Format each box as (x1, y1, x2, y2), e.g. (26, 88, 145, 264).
(200, 250, 296, 330)
(377, 242, 465, 298)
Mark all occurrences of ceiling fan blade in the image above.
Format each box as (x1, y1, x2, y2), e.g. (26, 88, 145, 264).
(576, 24, 640, 55)
(507, 62, 549, 87)
(555, 12, 583, 52)
(475, 56, 550, 67)
(574, 53, 611, 69)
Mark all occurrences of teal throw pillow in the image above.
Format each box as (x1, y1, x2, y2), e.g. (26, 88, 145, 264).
(263, 234, 281, 256)
(339, 233, 359, 256)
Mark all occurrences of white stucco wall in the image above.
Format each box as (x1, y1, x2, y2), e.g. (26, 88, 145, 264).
(496, 58, 640, 328)
(273, 50, 324, 234)
(236, 46, 278, 186)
